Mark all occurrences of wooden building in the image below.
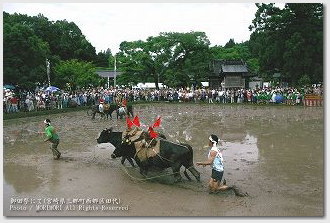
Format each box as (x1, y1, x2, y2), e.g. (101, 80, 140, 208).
(209, 59, 252, 89)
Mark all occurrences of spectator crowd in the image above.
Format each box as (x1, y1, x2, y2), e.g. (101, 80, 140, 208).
(3, 84, 324, 114)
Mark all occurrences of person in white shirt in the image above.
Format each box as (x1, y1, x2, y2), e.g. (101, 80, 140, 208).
(197, 134, 230, 194)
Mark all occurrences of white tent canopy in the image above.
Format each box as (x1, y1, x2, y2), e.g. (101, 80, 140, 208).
(133, 83, 166, 89)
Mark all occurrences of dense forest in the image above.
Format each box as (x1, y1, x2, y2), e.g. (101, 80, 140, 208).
(3, 3, 323, 90)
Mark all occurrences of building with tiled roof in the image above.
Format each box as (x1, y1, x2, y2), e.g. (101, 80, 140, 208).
(209, 59, 253, 89)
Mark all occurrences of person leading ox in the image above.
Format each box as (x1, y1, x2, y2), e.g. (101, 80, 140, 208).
(197, 134, 230, 194)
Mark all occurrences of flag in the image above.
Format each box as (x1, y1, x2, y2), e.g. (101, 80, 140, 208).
(152, 117, 161, 128)
(132, 115, 141, 127)
(148, 127, 159, 139)
(126, 117, 133, 129)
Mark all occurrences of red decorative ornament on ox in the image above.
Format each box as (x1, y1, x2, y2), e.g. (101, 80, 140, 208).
(132, 115, 141, 127)
(148, 127, 159, 139)
(126, 115, 161, 139)
(126, 117, 134, 129)
(153, 116, 161, 128)
(148, 116, 161, 139)
(126, 115, 141, 129)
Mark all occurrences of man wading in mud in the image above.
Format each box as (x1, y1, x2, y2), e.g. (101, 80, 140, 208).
(197, 134, 230, 194)
(43, 118, 61, 160)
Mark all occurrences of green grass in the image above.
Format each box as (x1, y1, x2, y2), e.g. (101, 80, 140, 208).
(3, 106, 90, 120)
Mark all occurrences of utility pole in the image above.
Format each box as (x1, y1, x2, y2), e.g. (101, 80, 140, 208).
(114, 56, 117, 88)
(46, 58, 51, 86)
(107, 55, 111, 89)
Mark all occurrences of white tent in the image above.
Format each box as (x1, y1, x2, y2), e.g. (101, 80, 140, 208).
(133, 83, 166, 89)
(201, 82, 209, 87)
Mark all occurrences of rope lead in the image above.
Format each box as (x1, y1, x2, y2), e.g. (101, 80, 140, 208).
(119, 164, 195, 181)
(119, 165, 179, 181)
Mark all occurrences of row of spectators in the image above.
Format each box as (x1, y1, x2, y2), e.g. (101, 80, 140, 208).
(3, 85, 323, 113)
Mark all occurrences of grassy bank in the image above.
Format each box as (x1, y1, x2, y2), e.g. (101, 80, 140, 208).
(3, 106, 90, 120)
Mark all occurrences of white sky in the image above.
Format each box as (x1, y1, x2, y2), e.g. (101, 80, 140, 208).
(2, 1, 273, 54)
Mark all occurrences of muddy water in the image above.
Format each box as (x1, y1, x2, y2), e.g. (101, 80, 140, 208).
(2, 103, 324, 217)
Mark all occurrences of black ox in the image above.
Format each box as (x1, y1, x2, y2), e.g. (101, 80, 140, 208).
(96, 127, 166, 167)
(96, 128, 201, 182)
(90, 104, 134, 120)
(96, 128, 136, 167)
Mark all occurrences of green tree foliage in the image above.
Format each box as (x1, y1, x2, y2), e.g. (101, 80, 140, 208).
(117, 31, 211, 88)
(224, 38, 236, 48)
(249, 3, 323, 86)
(3, 14, 50, 89)
(163, 31, 211, 87)
(51, 20, 96, 61)
(210, 41, 260, 75)
(54, 59, 100, 91)
(94, 49, 112, 68)
(5, 8, 287, 90)
(116, 40, 153, 86)
(3, 12, 97, 88)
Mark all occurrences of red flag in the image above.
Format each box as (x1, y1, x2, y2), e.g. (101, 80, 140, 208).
(132, 115, 141, 127)
(148, 127, 159, 139)
(126, 117, 133, 129)
(152, 117, 161, 128)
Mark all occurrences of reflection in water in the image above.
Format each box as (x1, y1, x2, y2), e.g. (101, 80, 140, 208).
(224, 133, 259, 162)
(4, 163, 43, 193)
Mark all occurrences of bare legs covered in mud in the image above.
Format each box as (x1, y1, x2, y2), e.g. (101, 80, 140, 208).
(208, 178, 229, 193)
(208, 178, 248, 197)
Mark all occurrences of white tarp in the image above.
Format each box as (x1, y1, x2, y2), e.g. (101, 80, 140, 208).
(133, 83, 166, 89)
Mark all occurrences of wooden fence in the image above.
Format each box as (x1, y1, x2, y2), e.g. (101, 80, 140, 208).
(303, 94, 323, 107)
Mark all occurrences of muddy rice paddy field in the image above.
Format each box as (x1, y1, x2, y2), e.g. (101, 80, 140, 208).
(2, 103, 324, 217)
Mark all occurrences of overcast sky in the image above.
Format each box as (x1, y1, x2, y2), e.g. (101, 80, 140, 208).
(2, 1, 276, 54)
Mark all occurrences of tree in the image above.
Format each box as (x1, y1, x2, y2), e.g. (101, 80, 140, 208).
(116, 40, 152, 86)
(224, 38, 236, 48)
(3, 16, 50, 89)
(51, 19, 96, 61)
(94, 49, 113, 68)
(117, 31, 211, 88)
(116, 38, 171, 88)
(210, 41, 260, 75)
(54, 59, 100, 90)
(3, 11, 98, 90)
(249, 3, 323, 86)
(163, 31, 211, 87)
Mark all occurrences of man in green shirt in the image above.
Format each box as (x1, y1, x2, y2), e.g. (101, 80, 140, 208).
(44, 118, 61, 160)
